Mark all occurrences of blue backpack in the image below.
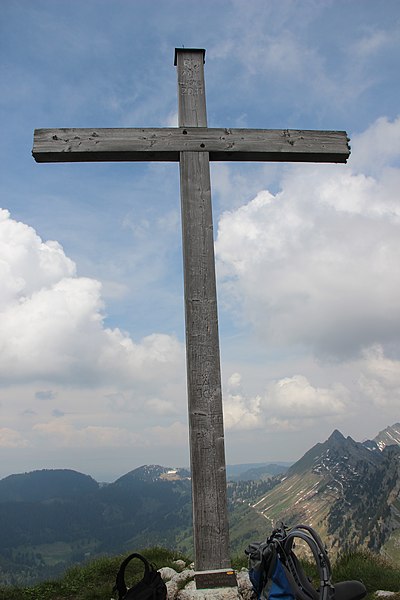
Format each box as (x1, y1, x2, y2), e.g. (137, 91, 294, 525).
(245, 524, 366, 600)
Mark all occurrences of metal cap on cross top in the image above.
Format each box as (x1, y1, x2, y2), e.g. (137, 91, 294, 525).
(174, 47, 206, 65)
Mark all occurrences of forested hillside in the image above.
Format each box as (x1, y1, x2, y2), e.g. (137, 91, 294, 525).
(0, 424, 399, 585)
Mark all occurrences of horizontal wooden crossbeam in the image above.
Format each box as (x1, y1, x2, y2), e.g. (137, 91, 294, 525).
(33, 127, 350, 163)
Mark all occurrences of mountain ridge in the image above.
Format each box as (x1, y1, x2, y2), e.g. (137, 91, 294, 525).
(373, 423, 400, 451)
(0, 423, 399, 585)
(0, 469, 98, 503)
(248, 427, 400, 560)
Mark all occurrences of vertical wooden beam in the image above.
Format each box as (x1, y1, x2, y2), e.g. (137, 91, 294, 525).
(175, 48, 231, 572)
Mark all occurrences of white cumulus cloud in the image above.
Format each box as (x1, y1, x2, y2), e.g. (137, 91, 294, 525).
(216, 116, 400, 359)
(223, 373, 347, 432)
(0, 208, 184, 388)
(0, 428, 29, 448)
(358, 344, 400, 409)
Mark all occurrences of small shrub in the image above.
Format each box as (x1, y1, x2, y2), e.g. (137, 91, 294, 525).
(333, 550, 400, 594)
(231, 554, 248, 570)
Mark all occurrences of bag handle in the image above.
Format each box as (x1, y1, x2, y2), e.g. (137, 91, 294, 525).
(290, 524, 331, 570)
(283, 529, 333, 600)
(284, 526, 331, 575)
(114, 553, 152, 599)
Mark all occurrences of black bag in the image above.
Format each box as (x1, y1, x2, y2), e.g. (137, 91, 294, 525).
(113, 552, 168, 600)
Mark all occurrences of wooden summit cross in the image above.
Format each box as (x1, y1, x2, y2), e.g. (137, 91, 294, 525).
(33, 48, 350, 583)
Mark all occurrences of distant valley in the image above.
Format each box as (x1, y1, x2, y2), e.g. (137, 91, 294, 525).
(0, 423, 398, 586)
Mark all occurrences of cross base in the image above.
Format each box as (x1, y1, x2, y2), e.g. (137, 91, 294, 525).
(195, 569, 238, 589)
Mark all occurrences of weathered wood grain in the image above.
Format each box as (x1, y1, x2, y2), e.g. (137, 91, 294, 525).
(32, 127, 350, 163)
(176, 48, 231, 574)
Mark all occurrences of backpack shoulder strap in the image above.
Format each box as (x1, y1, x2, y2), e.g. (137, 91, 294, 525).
(290, 525, 331, 571)
(283, 527, 334, 600)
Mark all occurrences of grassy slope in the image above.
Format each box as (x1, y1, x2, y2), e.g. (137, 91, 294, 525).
(1, 547, 400, 600)
(382, 529, 400, 565)
(0, 547, 190, 600)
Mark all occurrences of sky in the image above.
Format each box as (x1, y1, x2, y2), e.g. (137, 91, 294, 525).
(1, 0, 399, 482)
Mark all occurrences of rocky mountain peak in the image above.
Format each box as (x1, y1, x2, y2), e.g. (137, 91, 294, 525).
(328, 429, 346, 442)
(249, 426, 400, 559)
(374, 423, 400, 451)
(114, 464, 190, 485)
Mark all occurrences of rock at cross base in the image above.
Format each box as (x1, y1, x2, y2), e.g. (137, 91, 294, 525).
(158, 566, 253, 600)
